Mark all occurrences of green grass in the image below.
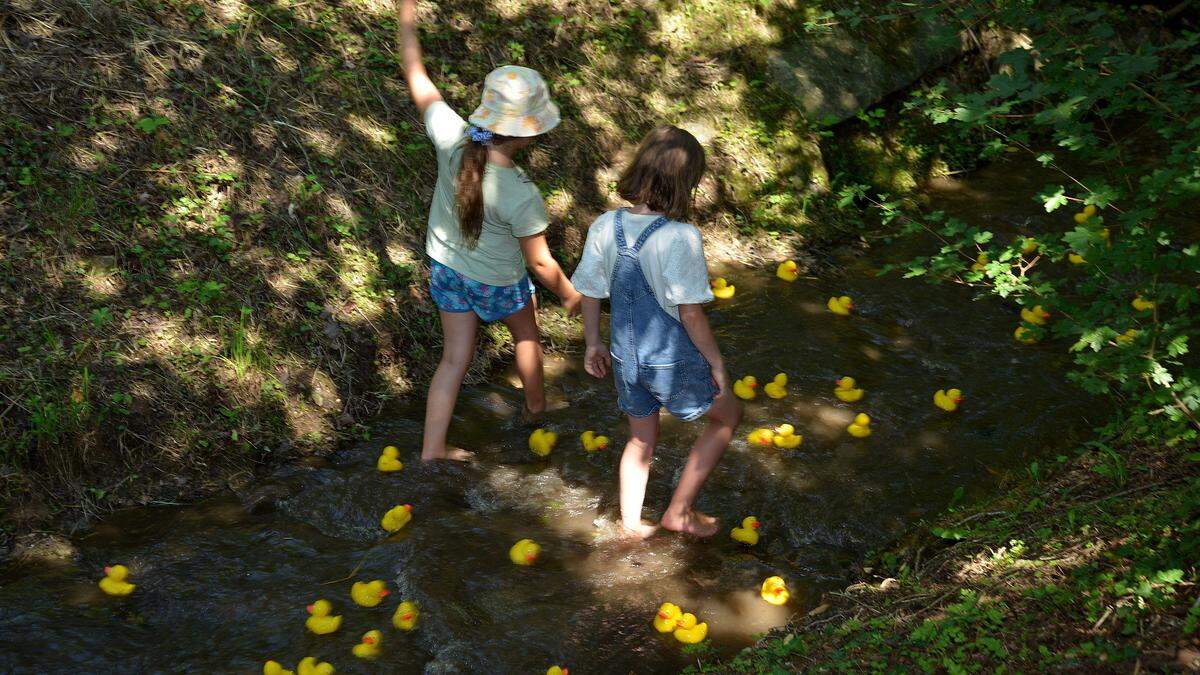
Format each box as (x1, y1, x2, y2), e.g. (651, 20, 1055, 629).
(692, 442, 1200, 673)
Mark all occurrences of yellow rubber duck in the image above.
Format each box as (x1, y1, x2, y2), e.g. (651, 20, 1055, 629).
(776, 260, 799, 282)
(654, 602, 683, 633)
(1132, 295, 1156, 312)
(747, 428, 775, 447)
(98, 564, 136, 597)
(296, 657, 335, 675)
(827, 295, 854, 315)
(381, 504, 413, 532)
(1020, 305, 1050, 326)
(263, 661, 293, 675)
(528, 428, 558, 457)
(761, 576, 790, 605)
(763, 373, 788, 399)
(580, 430, 610, 452)
(773, 424, 802, 449)
(376, 445, 403, 472)
(711, 277, 736, 299)
(970, 252, 989, 273)
(673, 614, 708, 644)
(1116, 328, 1139, 345)
(352, 630, 382, 659)
(1020, 237, 1038, 255)
(1014, 325, 1039, 344)
(1073, 204, 1097, 223)
(392, 601, 419, 631)
(509, 538, 541, 566)
(847, 413, 872, 438)
(305, 599, 342, 635)
(350, 580, 390, 608)
(834, 376, 864, 403)
(733, 376, 758, 400)
(547, 667, 569, 675)
(730, 516, 761, 545)
(933, 389, 964, 412)
(1068, 252, 1086, 265)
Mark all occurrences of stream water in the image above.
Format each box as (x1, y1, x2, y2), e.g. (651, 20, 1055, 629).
(0, 162, 1100, 673)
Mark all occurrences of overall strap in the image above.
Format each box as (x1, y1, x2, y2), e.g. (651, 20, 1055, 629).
(613, 208, 629, 252)
(629, 216, 670, 254)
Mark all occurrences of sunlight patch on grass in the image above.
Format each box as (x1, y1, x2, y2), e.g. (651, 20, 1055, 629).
(344, 113, 397, 150)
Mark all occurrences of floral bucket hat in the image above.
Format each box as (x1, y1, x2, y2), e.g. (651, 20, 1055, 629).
(468, 65, 561, 138)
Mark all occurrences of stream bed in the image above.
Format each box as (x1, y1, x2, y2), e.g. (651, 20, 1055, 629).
(0, 162, 1100, 673)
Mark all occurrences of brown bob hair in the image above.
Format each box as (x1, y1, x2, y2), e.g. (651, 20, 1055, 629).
(616, 125, 706, 220)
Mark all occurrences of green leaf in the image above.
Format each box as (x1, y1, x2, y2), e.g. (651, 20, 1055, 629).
(1039, 186, 1068, 212)
(135, 116, 170, 133)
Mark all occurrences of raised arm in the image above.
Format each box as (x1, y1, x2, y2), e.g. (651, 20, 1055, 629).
(519, 233, 582, 316)
(397, 0, 443, 114)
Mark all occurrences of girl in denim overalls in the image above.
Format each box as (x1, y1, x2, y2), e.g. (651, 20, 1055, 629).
(573, 127, 743, 538)
(399, 0, 581, 461)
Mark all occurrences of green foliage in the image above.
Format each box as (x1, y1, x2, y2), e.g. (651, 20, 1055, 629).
(870, 2, 1200, 445)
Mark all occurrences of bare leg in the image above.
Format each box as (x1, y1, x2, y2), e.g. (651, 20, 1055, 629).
(421, 310, 479, 461)
(501, 303, 546, 416)
(661, 394, 742, 537)
(619, 413, 661, 539)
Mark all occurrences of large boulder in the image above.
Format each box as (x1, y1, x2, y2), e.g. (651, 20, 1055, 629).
(768, 16, 966, 123)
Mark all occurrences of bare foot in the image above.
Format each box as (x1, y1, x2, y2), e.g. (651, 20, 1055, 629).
(620, 521, 660, 540)
(421, 446, 475, 462)
(520, 405, 545, 426)
(661, 509, 719, 538)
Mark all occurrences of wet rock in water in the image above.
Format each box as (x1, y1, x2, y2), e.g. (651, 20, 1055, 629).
(10, 533, 78, 564)
(240, 482, 301, 514)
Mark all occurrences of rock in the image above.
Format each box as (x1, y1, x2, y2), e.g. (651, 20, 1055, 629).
(767, 17, 966, 123)
(241, 482, 300, 514)
(879, 577, 900, 591)
(10, 533, 78, 563)
(298, 368, 342, 411)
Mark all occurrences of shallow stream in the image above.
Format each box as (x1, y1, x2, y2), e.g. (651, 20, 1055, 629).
(0, 162, 1099, 673)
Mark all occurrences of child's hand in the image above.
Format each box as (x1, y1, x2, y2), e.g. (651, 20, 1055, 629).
(584, 343, 611, 378)
(562, 290, 583, 317)
(712, 367, 732, 398)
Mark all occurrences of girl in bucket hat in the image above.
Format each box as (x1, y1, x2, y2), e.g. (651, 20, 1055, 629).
(399, 0, 581, 461)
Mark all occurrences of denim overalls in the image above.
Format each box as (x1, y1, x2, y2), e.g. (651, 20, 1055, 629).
(609, 209, 717, 421)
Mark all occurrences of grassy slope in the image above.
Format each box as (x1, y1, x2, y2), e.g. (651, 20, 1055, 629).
(1, 0, 858, 541)
(694, 442, 1200, 672)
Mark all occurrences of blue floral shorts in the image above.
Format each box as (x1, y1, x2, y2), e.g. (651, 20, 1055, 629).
(429, 259, 535, 323)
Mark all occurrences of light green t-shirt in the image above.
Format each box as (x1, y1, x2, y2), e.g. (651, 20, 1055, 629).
(423, 101, 549, 287)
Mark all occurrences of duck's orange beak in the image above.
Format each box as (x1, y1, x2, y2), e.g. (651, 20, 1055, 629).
(525, 553, 537, 562)
(751, 521, 760, 529)
(401, 613, 413, 621)
(103, 566, 112, 574)
(750, 382, 757, 388)
(403, 504, 412, 511)
(955, 396, 964, 403)
(306, 604, 314, 613)
(363, 635, 376, 645)
(380, 589, 391, 597)
(657, 611, 669, 619)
